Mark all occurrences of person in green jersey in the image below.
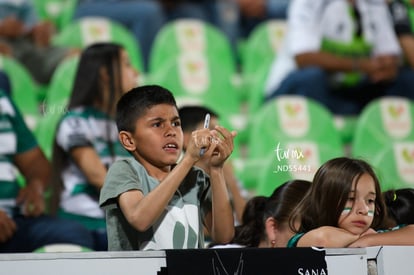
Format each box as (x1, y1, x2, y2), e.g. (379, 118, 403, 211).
(49, 42, 139, 251)
(0, 76, 94, 252)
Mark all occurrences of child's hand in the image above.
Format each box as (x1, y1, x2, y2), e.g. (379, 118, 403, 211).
(207, 126, 237, 168)
(348, 228, 378, 248)
(360, 228, 377, 237)
(185, 128, 213, 162)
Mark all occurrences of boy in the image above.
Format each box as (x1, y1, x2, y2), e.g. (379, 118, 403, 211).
(99, 85, 236, 250)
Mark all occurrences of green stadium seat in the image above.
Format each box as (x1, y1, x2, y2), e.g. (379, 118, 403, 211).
(240, 95, 344, 192)
(372, 141, 414, 191)
(53, 16, 143, 72)
(149, 18, 236, 74)
(352, 96, 414, 165)
(241, 19, 287, 99)
(33, 111, 62, 160)
(45, 55, 79, 110)
(148, 52, 247, 142)
(33, 0, 77, 31)
(0, 55, 40, 129)
(34, 243, 93, 253)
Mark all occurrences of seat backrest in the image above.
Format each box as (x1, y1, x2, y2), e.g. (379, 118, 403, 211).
(248, 95, 344, 158)
(34, 243, 93, 253)
(246, 62, 272, 118)
(352, 96, 414, 164)
(149, 18, 235, 74)
(0, 55, 40, 129)
(33, 111, 62, 160)
(45, 55, 79, 110)
(240, 95, 344, 191)
(33, 0, 77, 31)
(255, 141, 333, 196)
(148, 52, 246, 137)
(242, 19, 287, 85)
(53, 16, 143, 72)
(372, 141, 414, 191)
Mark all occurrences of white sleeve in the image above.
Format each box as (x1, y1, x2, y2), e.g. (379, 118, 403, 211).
(368, 3, 401, 56)
(288, 0, 325, 55)
(56, 115, 94, 152)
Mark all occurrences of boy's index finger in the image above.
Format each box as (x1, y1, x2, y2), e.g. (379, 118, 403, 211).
(213, 125, 236, 139)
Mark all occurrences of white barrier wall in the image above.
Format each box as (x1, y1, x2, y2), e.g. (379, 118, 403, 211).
(367, 246, 414, 275)
(0, 247, 412, 275)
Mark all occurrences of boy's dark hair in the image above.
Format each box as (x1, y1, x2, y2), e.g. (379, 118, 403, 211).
(116, 85, 177, 132)
(178, 106, 219, 132)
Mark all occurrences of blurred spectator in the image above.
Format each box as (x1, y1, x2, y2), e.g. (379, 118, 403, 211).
(382, 188, 414, 228)
(0, 0, 75, 85)
(73, 0, 165, 72)
(237, 0, 289, 38)
(161, 0, 240, 63)
(0, 78, 94, 252)
(387, 0, 414, 69)
(210, 179, 311, 248)
(264, 0, 414, 115)
(49, 43, 138, 251)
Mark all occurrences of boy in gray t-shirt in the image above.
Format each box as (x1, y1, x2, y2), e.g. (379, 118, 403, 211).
(100, 85, 236, 250)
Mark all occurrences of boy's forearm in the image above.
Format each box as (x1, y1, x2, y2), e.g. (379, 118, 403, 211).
(208, 168, 235, 244)
(125, 156, 195, 231)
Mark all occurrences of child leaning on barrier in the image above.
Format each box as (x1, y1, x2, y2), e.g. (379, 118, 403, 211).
(287, 157, 414, 248)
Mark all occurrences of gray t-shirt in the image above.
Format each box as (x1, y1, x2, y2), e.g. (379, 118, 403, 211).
(100, 159, 212, 250)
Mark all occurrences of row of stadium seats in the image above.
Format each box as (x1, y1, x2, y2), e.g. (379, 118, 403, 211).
(236, 95, 414, 196)
(2, 13, 413, 196)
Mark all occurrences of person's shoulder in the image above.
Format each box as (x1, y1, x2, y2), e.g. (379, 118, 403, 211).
(109, 158, 138, 170)
(0, 93, 16, 116)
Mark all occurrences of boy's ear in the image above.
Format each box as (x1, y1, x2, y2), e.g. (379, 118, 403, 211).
(119, 131, 135, 151)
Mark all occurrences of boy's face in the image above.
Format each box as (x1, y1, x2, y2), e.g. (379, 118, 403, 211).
(131, 103, 183, 168)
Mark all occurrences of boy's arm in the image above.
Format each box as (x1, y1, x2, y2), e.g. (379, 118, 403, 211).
(118, 127, 212, 232)
(223, 162, 246, 224)
(297, 226, 361, 248)
(118, 155, 196, 232)
(206, 167, 235, 244)
(204, 126, 236, 244)
(349, 225, 414, 247)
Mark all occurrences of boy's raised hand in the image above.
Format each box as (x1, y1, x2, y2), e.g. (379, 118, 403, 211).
(185, 125, 237, 166)
(207, 126, 237, 168)
(186, 128, 213, 162)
